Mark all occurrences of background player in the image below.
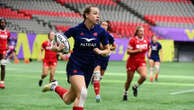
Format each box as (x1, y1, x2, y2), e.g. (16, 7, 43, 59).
(0, 18, 10, 89)
(148, 35, 162, 82)
(7, 36, 19, 64)
(42, 6, 110, 110)
(92, 20, 117, 102)
(123, 26, 149, 100)
(38, 31, 59, 86)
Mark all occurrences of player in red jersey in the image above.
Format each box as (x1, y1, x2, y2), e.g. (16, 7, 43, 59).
(123, 26, 149, 100)
(0, 18, 10, 89)
(38, 32, 59, 86)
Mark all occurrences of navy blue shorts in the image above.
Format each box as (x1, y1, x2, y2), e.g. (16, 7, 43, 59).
(149, 56, 160, 62)
(95, 55, 110, 70)
(66, 60, 95, 88)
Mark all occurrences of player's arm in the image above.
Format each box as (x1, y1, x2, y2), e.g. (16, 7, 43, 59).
(110, 42, 117, 51)
(127, 39, 142, 55)
(38, 47, 44, 61)
(94, 44, 110, 56)
(127, 48, 142, 55)
(148, 47, 152, 58)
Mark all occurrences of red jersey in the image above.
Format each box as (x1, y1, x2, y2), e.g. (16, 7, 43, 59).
(0, 29, 10, 51)
(42, 40, 57, 61)
(127, 36, 149, 62)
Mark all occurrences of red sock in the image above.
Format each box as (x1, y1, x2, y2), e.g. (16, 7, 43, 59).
(73, 106, 83, 110)
(155, 73, 158, 79)
(93, 81, 100, 95)
(55, 86, 68, 99)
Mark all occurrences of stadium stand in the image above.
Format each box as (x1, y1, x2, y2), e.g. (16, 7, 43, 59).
(0, 0, 193, 37)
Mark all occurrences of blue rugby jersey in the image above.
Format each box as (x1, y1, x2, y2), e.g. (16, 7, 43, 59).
(64, 22, 109, 65)
(150, 41, 162, 58)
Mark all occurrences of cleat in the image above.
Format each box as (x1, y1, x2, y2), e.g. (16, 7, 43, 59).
(96, 95, 101, 103)
(39, 79, 43, 87)
(42, 80, 58, 92)
(0, 83, 5, 89)
(123, 94, 128, 101)
(132, 86, 138, 97)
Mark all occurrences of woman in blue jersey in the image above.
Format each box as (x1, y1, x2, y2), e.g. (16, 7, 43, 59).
(42, 6, 110, 110)
(92, 20, 116, 102)
(148, 35, 163, 82)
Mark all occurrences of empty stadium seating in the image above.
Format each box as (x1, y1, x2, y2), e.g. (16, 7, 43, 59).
(0, 0, 193, 38)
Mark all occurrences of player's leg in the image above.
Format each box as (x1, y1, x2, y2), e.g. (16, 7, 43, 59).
(123, 71, 135, 100)
(43, 75, 87, 109)
(39, 62, 49, 86)
(49, 62, 57, 82)
(0, 53, 7, 88)
(49, 66, 56, 82)
(93, 65, 101, 102)
(148, 59, 154, 82)
(132, 65, 147, 97)
(154, 62, 160, 81)
(70, 75, 87, 110)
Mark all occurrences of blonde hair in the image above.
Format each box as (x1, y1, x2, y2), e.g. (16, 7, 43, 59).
(134, 26, 144, 36)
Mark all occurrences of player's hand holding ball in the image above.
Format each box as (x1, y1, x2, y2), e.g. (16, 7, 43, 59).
(52, 33, 70, 54)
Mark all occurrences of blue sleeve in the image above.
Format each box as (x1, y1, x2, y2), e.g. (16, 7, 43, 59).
(100, 30, 109, 46)
(64, 27, 77, 38)
(108, 33, 115, 44)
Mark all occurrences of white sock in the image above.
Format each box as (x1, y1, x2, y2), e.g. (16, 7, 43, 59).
(134, 83, 140, 88)
(150, 67, 154, 77)
(155, 65, 160, 74)
(124, 90, 128, 95)
(0, 81, 4, 84)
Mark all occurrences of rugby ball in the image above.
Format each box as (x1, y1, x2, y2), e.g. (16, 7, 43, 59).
(54, 33, 70, 54)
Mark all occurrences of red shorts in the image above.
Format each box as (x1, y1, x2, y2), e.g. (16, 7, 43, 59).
(43, 59, 57, 67)
(126, 59, 146, 72)
(0, 50, 7, 56)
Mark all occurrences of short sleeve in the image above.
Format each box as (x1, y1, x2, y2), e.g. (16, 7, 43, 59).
(128, 38, 135, 50)
(64, 27, 76, 38)
(100, 30, 109, 46)
(108, 33, 115, 44)
(41, 41, 46, 49)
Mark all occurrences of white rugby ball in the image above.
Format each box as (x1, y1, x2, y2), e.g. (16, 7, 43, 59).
(54, 33, 70, 54)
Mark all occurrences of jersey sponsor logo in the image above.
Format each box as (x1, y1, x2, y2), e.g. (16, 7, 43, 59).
(152, 45, 158, 51)
(80, 43, 96, 47)
(136, 44, 148, 49)
(81, 38, 96, 42)
(0, 35, 8, 39)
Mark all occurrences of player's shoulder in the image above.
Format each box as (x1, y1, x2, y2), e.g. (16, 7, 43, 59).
(130, 37, 137, 42)
(96, 24, 106, 33)
(42, 40, 49, 44)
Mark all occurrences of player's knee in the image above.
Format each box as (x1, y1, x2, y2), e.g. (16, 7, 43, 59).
(93, 71, 101, 81)
(150, 67, 154, 72)
(155, 65, 160, 73)
(64, 98, 73, 105)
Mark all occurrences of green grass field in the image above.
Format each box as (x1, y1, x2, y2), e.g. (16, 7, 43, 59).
(0, 61, 194, 110)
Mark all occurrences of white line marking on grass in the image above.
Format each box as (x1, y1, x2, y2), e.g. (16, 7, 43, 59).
(170, 89, 194, 95)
